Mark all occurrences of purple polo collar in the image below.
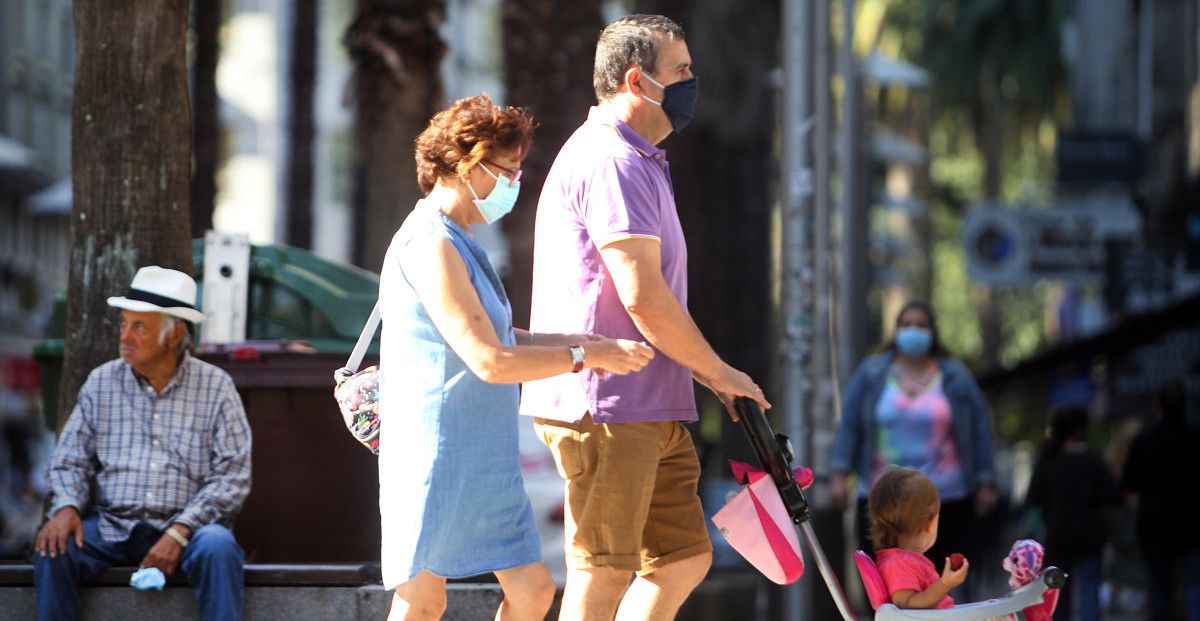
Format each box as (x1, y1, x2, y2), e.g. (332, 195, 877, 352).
(587, 106, 666, 160)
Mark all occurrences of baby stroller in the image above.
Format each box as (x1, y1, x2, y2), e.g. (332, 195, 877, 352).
(727, 397, 1066, 620)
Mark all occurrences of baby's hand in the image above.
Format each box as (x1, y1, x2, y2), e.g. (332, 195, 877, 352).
(940, 555, 969, 588)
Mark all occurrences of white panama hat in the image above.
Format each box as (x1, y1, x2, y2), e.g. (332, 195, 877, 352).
(107, 266, 206, 324)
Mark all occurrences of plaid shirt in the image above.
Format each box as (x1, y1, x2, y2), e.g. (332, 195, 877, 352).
(47, 354, 252, 541)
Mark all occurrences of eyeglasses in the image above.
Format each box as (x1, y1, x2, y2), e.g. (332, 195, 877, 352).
(483, 160, 522, 183)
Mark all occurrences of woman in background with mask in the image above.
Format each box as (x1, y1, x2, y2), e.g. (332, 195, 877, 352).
(377, 95, 654, 621)
(830, 301, 998, 575)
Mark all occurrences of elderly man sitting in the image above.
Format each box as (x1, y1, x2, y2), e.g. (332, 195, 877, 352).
(34, 266, 252, 621)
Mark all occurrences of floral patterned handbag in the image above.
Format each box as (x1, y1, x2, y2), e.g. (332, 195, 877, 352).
(333, 302, 382, 454)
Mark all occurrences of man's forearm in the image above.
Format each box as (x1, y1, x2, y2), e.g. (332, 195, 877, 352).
(173, 489, 243, 531)
(624, 285, 723, 379)
(46, 496, 82, 519)
(46, 471, 89, 518)
(173, 465, 250, 531)
(46, 408, 96, 519)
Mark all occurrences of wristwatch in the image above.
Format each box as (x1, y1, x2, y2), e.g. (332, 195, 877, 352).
(569, 344, 585, 373)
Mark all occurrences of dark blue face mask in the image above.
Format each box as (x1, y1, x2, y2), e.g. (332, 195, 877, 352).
(640, 70, 699, 133)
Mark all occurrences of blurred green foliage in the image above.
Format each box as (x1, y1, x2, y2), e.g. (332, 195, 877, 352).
(855, 0, 1074, 444)
(861, 0, 1068, 376)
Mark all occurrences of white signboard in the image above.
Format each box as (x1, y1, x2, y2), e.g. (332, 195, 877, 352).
(201, 231, 251, 344)
(964, 202, 1141, 285)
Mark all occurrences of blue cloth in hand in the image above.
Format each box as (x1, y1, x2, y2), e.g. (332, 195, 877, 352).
(129, 566, 166, 591)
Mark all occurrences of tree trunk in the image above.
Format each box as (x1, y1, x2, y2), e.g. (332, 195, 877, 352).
(634, 0, 778, 439)
(285, 0, 318, 249)
(345, 1, 445, 271)
(500, 0, 604, 328)
(190, 0, 221, 240)
(973, 78, 1004, 371)
(61, 0, 193, 431)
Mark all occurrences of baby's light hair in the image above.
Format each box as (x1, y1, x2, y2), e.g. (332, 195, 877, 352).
(867, 466, 940, 550)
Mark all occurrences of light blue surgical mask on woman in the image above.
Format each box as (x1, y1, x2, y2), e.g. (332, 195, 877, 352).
(895, 327, 933, 357)
(466, 163, 521, 224)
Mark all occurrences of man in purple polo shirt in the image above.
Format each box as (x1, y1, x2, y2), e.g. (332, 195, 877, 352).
(520, 14, 770, 620)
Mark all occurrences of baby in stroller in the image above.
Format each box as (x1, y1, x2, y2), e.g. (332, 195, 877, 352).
(863, 466, 1059, 621)
(868, 465, 971, 610)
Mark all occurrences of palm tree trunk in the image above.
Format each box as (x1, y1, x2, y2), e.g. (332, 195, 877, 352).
(500, 0, 604, 328)
(973, 76, 1004, 371)
(633, 0, 778, 403)
(190, 0, 221, 240)
(344, 0, 446, 271)
(285, 0, 318, 249)
(62, 0, 193, 431)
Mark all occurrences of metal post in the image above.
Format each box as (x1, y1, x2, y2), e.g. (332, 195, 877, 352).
(780, 0, 813, 617)
(837, 0, 868, 386)
(801, 522, 857, 621)
(812, 0, 833, 492)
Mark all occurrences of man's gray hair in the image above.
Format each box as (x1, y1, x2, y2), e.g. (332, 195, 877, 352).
(593, 14, 685, 101)
(158, 315, 194, 354)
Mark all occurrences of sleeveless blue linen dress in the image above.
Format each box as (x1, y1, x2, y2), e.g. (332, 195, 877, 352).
(377, 203, 540, 589)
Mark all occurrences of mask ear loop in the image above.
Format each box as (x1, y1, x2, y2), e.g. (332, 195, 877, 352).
(639, 69, 666, 90)
(636, 68, 664, 106)
(623, 66, 662, 106)
(478, 162, 510, 187)
(462, 171, 482, 201)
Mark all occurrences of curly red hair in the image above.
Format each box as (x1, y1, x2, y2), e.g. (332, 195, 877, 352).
(414, 94, 535, 195)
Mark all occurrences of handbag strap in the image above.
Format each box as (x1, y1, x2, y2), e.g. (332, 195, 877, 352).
(340, 209, 494, 375)
(344, 301, 381, 372)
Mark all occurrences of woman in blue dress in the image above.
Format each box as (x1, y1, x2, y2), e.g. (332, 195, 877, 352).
(378, 94, 655, 621)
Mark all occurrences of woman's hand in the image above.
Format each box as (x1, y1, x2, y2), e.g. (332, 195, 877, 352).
(583, 339, 654, 375)
(975, 484, 999, 516)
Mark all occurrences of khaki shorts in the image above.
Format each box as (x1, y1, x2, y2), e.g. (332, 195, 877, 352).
(534, 413, 712, 574)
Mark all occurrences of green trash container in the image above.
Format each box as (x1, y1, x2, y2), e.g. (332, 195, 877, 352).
(32, 300, 66, 433)
(34, 241, 384, 563)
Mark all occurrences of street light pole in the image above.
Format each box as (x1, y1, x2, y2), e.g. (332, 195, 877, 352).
(779, 0, 813, 617)
(813, 0, 834, 501)
(838, 0, 868, 386)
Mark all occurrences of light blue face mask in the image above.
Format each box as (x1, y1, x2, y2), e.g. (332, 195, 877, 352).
(895, 327, 933, 357)
(129, 566, 166, 591)
(467, 163, 521, 224)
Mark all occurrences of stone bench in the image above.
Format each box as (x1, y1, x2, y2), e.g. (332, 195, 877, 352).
(0, 562, 766, 619)
(0, 563, 503, 620)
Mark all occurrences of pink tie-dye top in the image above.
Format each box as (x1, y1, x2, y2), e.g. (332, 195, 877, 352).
(866, 372, 968, 501)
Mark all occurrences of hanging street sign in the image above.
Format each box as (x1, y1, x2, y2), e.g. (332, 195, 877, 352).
(964, 200, 1142, 285)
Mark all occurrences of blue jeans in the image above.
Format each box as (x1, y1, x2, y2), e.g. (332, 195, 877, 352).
(1145, 548, 1200, 621)
(34, 513, 243, 621)
(1053, 554, 1102, 621)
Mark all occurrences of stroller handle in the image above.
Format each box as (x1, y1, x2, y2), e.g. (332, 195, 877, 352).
(734, 397, 812, 524)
